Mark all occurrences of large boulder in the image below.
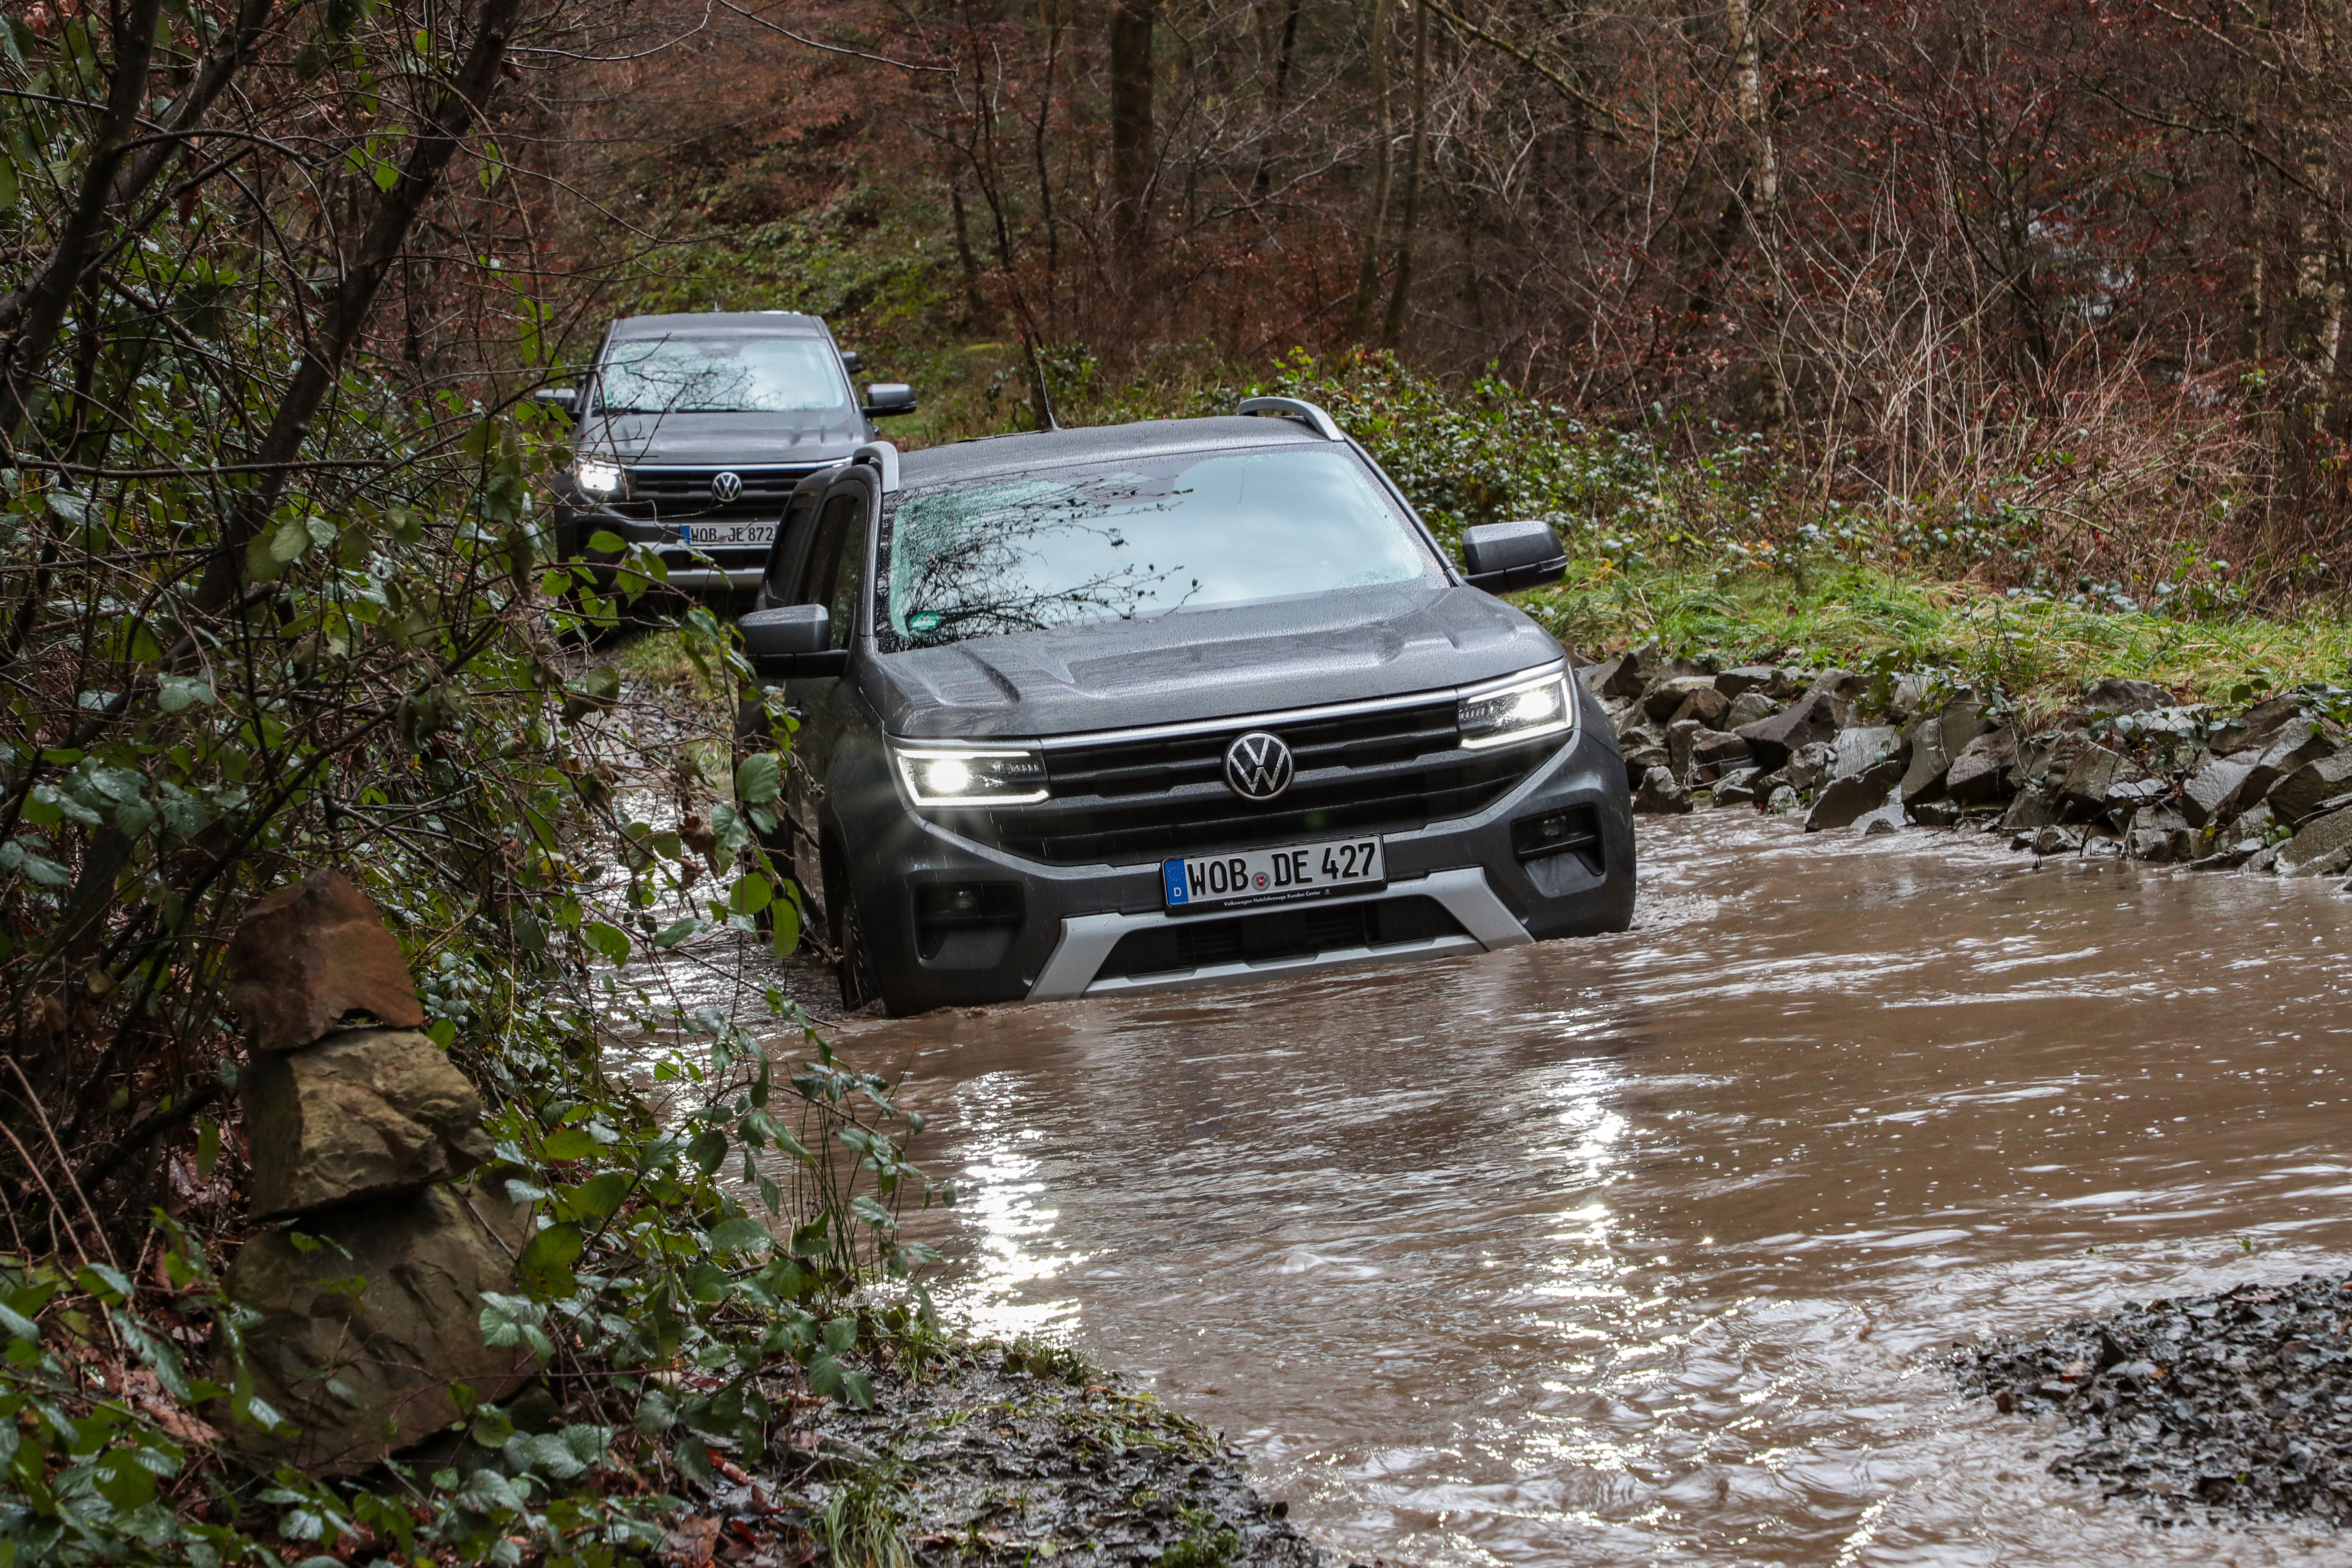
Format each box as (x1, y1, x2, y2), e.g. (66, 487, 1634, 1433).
(244, 1029, 495, 1219)
(1945, 729, 2016, 805)
(2266, 748, 2352, 826)
(1671, 687, 1732, 729)
(2252, 715, 2343, 777)
(228, 870, 424, 1054)
(220, 1182, 535, 1475)
(1644, 675, 1724, 724)
(2083, 677, 2170, 716)
(1899, 698, 1994, 804)
(2276, 805, 2352, 877)
(2209, 695, 2304, 757)
(2055, 744, 2153, 816)
(1666, 718, 1708, 777)
(1737, 688, 1842, 772)
(1632, 766, 1693, 815)
(1688, 729, 1751, 778)
(1725, 690, 1778, 730)
(2180, 758, 2262, 828)
(1714, 666, 1781, 700)
(1785, 741, 1836, 793)
(1833, 725, 1907, 781)
(1805, 757, 1904, 831)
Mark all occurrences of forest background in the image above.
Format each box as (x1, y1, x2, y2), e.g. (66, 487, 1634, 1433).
(4, 0, 2352, 1558)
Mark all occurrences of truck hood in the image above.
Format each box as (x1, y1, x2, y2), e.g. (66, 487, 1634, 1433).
(580, 411, 867, 467)
(864, 583, 1563, 740)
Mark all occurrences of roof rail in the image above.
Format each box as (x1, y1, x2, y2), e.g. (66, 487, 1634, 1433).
(1237, 395, 1344, 441)
(851, 440, 900, 494)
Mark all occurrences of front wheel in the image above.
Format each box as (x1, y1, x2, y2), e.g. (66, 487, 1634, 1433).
(834, 883, 882, 1011)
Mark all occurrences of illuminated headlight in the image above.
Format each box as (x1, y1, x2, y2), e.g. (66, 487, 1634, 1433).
(889, 743, 1050, 805)
(575, 459, 623, 497)
(1458, 667, 1574, 750)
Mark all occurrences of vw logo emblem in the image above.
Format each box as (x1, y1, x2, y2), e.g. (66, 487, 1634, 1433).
(1222, 732, 1295, 801)
(710, 471, 743, 503)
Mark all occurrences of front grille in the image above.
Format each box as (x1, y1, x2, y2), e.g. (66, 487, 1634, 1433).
(1099, 894, 1467, 980)
(608, 466, 817, 524)
(945, 697, 1559, 865)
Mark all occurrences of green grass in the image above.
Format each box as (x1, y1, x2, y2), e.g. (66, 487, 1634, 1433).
(1527, 558, 2352, 714)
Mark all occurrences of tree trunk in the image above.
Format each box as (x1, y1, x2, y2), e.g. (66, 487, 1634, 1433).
(1109, 0, 1158, 268)
(1381, 1, 1431, 348)
(1349, 0, 1397, 343)
(1250, 0, 1303, 203)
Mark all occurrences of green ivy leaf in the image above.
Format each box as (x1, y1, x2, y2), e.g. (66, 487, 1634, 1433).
(734, 753, 781, 805)
(517, 1222, 583, 1296)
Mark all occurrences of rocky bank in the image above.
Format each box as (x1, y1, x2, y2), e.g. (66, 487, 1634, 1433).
(1586, 645, 2352, 877)
(1958, 1273, 2352, 1527)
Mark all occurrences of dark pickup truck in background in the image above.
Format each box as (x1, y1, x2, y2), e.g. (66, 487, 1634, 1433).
(539, 310, 914, 597)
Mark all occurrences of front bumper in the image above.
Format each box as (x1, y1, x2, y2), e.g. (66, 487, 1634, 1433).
(830, 710, 1634, 1014)
(555, 499, 769, 594)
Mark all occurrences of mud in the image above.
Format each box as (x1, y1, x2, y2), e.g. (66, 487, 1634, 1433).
(1960, 1271, 2352, 1527)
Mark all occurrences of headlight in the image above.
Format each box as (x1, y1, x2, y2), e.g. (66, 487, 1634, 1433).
(889, 743, 1050, 805)
(1458, 666, 1574, 750)
(576, 459, 623, 497)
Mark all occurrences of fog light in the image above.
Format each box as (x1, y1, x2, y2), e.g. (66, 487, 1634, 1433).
(1512, 805, 1602, 866)
(915, 882, 1025, 962)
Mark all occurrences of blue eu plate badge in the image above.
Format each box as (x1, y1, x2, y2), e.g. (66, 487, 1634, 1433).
(1162, 859, 1189, 905)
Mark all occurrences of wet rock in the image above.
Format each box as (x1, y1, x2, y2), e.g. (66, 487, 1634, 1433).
(1811, 668, 1866, 705)
(2015, 824, 2086, 855)
(1622, 742, 1669, 789)
(1670, 687, 1733, 729)
(2252, 715, 2344, 778)
(1805, 761, 1901, 832)
(1784, 741, 1836, 793)
(227, 870, 425, 1054)
(2275, 805, 2352, 878)
(1576, 655, 1627, 698)
(1910, 799, 1964, 827)
(2265, 750, 2352, 826)
(1832, 725, 1907, 781)
(1899, 698, 1994, 805)
(1999, 785, 2062, 833)
(2055, 744, 2153, 816)
(2180, 758, 2261, 828)
(244, 1029, 495, 1219)
(1959, 1270, 2352, 1527)
(2124, 806, 2199, 864)
(1644, 675, 1724, 724)
(1712, 768, 1764, 806)
(1688, 729, 1751, 779)
(1714, 665, 1780, 700)
(2209, 694, 2304, 757)
(1855, 806, 1904, 835)
(1632, 766, 1693, 815)
(1612, 706, 1655, 744)
(2082, 677, 2170, 715)
(220, 1182, 535, 1475)
(1736, 688, 1843, 773)
(1725, 690, 1778, 730)
(1666, 718, 1707, 778)
(1945, 729, 2016, 805)
(1765, 784, 1801, 813)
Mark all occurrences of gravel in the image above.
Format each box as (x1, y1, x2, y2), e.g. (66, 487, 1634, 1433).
(1957, 1271, 2352, 1526)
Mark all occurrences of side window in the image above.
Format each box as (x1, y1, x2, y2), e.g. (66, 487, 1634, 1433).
(824, 495, 868, 652)
(769, 488, 821, 595)
(800, 486, 870, 650)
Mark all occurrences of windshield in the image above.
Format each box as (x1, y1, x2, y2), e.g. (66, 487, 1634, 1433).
(594, 335, 849, 415)
(876, 447, 1436, 650)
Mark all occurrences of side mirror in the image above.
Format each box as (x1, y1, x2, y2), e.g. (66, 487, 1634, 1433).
(739, 605, 847, 678)
(862, 383, 917, 418)
(533, 386, 578, 416)
(839, 351, 864, 375)
(1461, 519, 1567, 592)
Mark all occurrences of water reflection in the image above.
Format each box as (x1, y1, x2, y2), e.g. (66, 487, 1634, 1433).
(862, 813, 2352, 1567)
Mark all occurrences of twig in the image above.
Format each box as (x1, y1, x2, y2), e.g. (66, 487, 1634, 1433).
(5, 1055, 121, 1269)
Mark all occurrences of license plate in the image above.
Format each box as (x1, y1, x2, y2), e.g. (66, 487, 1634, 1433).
(1162, 837, 1384, 912)
(679, 522, 774, 546)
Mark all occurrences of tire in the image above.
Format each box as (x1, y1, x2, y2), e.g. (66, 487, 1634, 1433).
(823, 834, 883, 1011)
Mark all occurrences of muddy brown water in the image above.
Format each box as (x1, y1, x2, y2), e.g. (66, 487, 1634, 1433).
(822, 813, 2352, 1567)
